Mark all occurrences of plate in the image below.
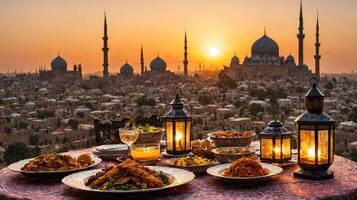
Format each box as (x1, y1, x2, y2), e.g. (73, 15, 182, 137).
(165, 157, 218, 174)
(94, 144, 128, 153)
(8, 154, 102, 179)
(207, 162, 283, 183)
(211, 147, 257, 163)
(62, 166, 195, 193)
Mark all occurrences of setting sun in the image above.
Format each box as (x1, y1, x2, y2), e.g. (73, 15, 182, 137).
(209, 48, 219, 57)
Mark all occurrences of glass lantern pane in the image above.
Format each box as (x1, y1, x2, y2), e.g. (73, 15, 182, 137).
(318, 130, 329, 164)
(283, 137, 291, 159)
(300, 129, 315, 165)
(274, 138, 282, 160)
(175, 121, 186, 151)
(330, 128, 334, 163)
(165, 121, 173, 151)
(185, 120, 191, 150)
(261, 138, 273, 159)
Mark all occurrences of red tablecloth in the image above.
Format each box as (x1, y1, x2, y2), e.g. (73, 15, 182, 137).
(0, 148, 356, 200)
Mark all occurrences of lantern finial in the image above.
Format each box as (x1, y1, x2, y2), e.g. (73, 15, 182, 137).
(310, 77, 318, 88)
(305, 77, 324, 113)
(170, 87, 184, 109)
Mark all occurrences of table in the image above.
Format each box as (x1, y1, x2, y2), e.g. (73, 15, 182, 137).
(0, 148, 356, 200)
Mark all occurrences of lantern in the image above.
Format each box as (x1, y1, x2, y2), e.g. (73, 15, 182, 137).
(294, 78, 335, 180)
(260, 119, 292, 163)
(163, 88, 191, 155)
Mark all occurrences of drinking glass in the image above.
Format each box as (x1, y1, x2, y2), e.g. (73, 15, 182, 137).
(119, 127, 139, 155)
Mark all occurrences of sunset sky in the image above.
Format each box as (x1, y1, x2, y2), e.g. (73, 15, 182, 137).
(0, 0, 356, 74)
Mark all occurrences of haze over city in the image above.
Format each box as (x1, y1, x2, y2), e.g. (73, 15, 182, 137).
(0, 0, 356, 74)
(0, 0, 357, 199)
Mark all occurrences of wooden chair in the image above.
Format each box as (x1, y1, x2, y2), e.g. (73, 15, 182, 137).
(93, 115, 164, 145)
(93, 118, 128, 145)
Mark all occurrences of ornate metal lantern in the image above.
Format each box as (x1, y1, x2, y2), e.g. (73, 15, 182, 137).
(294, 78, 335, 180)
(260, 119, 292, 163)
(163, 89, 191, 155)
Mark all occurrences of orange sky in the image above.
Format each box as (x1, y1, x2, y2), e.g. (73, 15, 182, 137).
(0, 0, 356, 74)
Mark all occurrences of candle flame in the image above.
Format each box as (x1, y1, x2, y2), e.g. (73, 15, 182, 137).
(308, 148, 321, 158)
(274, 147, 280, 154)
(176, 132, 183, 141)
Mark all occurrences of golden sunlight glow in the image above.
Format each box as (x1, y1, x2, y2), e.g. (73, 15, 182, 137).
(209, 48, 218, 57)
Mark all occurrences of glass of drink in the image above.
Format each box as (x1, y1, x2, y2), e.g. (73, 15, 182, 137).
(119, 127, 139, 155)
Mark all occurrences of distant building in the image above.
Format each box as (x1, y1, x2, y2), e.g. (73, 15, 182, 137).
(222, 3, 314, 82)
(119, 62, 134, 76)
(39, 54, 82, 81)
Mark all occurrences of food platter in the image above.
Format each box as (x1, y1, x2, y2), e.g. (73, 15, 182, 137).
(62, 166, 195, 193)
(165, 156, 218, 174)
(8, 154, 102, 179)
(211, 147, 257, 163)
(207, 162, 283, 183)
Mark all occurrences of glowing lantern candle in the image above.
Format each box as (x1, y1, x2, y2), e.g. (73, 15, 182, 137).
(163, 88, 191, 155)
(260, 119, 292, 163)
(294, 78, 335, 180)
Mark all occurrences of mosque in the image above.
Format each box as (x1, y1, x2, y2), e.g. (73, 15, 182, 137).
(118, 55, 169, 76)
(38, 54, 82, 81)
(102, 13, 188, 77)
(222, 2, 320, 81)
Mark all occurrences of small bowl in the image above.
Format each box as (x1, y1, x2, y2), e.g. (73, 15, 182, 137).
(211, 147, 256, 163)
(208, 132, 255, 147)
(130, 144, 161, 161)
(134, 128, 164, 145)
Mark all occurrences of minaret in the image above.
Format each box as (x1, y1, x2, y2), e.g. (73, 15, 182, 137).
(314, 12, 321, 80)
(183, 31, 188, 77)
(102, 12, 109, 78)
(297, 0, 305, 66)
(140, 45, 144, 76)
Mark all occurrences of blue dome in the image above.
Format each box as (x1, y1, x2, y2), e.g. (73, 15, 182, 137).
(51, 55, 67, 73)
(120, 62, 134, 75)
(252, 34, 279, 57)
(286, 54, 295, 63)
(150, 56, 166, 72)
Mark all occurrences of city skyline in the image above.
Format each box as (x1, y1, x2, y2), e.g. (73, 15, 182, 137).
(0, 0, 357, 74)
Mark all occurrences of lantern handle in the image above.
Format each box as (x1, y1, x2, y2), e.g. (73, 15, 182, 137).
(173, 87, 183, 97)
(310, 77, 318, 88)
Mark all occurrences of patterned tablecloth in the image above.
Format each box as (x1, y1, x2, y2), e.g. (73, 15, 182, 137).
(0, 148, 357, 200)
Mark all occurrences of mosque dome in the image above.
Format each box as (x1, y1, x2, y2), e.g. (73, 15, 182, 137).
(150, 56, 167, 72)
(251, 34, 279, 57)
(120, 62, 134, 75)
(230, 54, 240, 66)
(51, 55, 67, 73)
(286, 54, 295, 63)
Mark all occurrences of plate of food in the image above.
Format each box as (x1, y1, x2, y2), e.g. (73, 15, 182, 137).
(8, 153, 101, 179)
(62, 159, 195, 193)
(208, 130, 256, 147)
(211, 147, 257, 163)
(165, 156, 218, 174)
(207, 157, 283, 183)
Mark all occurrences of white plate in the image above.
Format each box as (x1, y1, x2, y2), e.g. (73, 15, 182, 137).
(95, 144, 128, 152)
(207, 162, 283, 182)
(8, 154, 102, 178)
(62, 166, 195, 193)
(165, 157, 218, 174)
